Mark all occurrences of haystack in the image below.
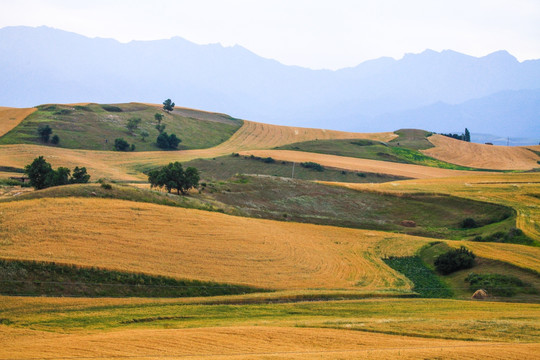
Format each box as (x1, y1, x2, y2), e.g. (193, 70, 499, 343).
(472, 289, 488, 299)
(400, 220, 417, 227)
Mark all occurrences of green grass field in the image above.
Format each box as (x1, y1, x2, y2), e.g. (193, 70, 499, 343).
(181, 153, 410, 183)
(0, 103, 242, 151)
(276, 133, 493, 171)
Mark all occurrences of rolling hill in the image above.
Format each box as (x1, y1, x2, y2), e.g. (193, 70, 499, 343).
(0, 101, 539, 359)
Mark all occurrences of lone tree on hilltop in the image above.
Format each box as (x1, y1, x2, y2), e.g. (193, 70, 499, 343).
(163, 99, 175, 113)
(37, 125, 53, 143)
(464, 128, 471, 142)
(148, 162, 199, 195)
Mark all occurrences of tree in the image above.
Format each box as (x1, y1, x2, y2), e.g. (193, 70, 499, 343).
(154, 113, 164, 124)
(140, 130, 149, 142)
(50, 134, 60, 145)
(114, 138, 131, 151)
(24, 156, 53, 189)
(464, 128, 471, 142)
(156, 132, 181, 149)
(162, 99, 175, 112)
(148, 162, 199, 195)
(126, 117, 141, 133)
(70, 166, 90, 184)
(37, 125, 53, 143)
(49, 167, 71, 186)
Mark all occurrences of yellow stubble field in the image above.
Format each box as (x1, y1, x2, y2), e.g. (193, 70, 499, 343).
(423, 134, 540, 170)
(0, 197, 427, 291)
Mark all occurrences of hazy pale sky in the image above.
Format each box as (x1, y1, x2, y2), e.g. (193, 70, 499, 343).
(1, 0, 539, 69)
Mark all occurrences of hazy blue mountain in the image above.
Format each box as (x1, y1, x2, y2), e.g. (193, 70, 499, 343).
(371, 89, 540, 140)
(1, 26, 539, 138)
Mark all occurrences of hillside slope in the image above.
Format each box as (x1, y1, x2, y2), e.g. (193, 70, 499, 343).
(0, 107, 36, 137)
(423, 134, 540, 170)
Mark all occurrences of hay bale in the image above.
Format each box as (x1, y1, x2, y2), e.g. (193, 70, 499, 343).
(472, 289, 488, 299)
(400, 220, 417, 227)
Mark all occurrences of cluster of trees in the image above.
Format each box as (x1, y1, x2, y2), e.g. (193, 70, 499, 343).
(24, 156, 90, 190)
(37, 125, 60, 145)
(441, 128, 471, 142)
(148, 162, 199, 195)
(119, 99, 180, 150)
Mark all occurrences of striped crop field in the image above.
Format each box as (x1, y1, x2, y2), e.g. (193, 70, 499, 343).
(423, 134, 540, 170)
(239, 149, 484, 179)
(0, 197, 427, 291)
(0, 107, 36, 137)
(1, 297, 539, 359)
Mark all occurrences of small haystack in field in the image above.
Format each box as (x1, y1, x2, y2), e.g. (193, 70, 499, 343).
(472, 289, 489, 299)
(400, 220, 417, 227)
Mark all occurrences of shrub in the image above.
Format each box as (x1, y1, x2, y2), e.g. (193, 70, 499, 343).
(466, 273, 531, 297)
(263, 157, 275, 164)
(434, 246, 476, 275)
(114, 138, 131, 151)
(357, 172, 366, 178)
(126, 117, 142, 133)
(50, 134, 60, 145)
(53, 109, 72, 115)
(461, 217, 478, 229)
(301, 161, 324, 172)
(471, 228, 535, 246)
(101, 105, 122, 112)
(37, 125, 52, 143)
(100, 183, 112, 190)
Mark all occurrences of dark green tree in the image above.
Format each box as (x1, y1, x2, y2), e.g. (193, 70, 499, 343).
(162, 99, 175, 112)
(434, 246, 476, 275)
(156, 132, 181, 149)
(37, 125, 53, 143)
(49, 167, 71, 186)
(50, 134, 60, 145)
(24, 156, 53, 189)
(70, 166, 90, 184)
(114, 138, 131, 151)
(154, 113, 164, 124)
(148, 162, 199, 195)
(464, 128, 471, 142)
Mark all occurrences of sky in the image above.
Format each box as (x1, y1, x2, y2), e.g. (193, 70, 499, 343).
(0, 0, 539, 70)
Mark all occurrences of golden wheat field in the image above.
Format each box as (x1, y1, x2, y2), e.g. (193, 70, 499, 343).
(423, 134, 540, 170)
(239, 149, 481, 178)
(2, 325, 539, 360)
(0, 117, 399, 181)
(0, 197, 425, 291)
(0, 107, 36, 137)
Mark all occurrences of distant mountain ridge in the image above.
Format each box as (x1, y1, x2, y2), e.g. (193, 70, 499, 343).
(0, 26, 539, 139)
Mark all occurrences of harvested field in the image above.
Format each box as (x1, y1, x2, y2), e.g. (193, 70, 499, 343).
(0, 106, 36, 137)
(0, 197, 419, 291)
(0, 120, 400, 181)
(1, 325, 538, 360)
(239, 149, 481, 179)
(423, 134, 540, 170)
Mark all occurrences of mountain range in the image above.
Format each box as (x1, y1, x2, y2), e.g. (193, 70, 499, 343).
(0, 26, 538, 140)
